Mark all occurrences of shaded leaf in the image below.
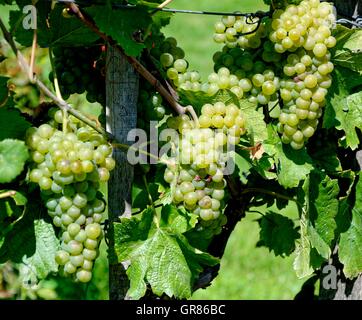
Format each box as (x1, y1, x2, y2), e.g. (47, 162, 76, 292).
(86, 5, 152, 56)
(257, 211, 299, 256)
(0, 139, 29, 183)
(0, 107, 31, 140)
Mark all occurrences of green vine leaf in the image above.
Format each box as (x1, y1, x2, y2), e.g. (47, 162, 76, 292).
(256, 211, 299, 257)
(10, 4, 99, 48)
(0, 139, 29, 183)
(332, 25, 362, 73)
(113, 207, 218, 299)
(274, 142, 313, 189)
(0, 201, 59, 280)
(86, 5, 152, 56)
(339, 176, 362, 279)
(323, 68, 362, 150)
(0, 107, 31, 140)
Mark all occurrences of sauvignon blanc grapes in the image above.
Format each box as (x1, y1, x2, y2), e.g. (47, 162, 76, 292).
(27, 110, 115, 283)
(163, 103, 246, 234)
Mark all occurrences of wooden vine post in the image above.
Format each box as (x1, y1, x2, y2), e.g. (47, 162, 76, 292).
(106, 47, 139, 300)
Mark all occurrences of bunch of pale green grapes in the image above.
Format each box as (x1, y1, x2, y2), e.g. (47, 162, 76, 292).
(269, 0, 336, 54)
(269, 0, 336, 149)
(163, 103, 246, 222)
(277, 47, 334, 149)
(213, 14, 268, 49)
(156, 37, 202, 92)
(26, 111, 115, 283)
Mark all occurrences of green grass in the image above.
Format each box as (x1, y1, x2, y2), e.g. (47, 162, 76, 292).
(164, 0, 306, 300)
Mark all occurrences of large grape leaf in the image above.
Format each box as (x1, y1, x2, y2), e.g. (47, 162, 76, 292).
(293, 171, 339, 277)
(0, 107, 30, 140)
(113, 206, 218, 299)
(338, 177, 362, 279)
(86, 5, 152, 56)
(308, 171, 339, 251)
(0, 201, 59, 280)
(256, 211, 299, 257)
(0, 139, 29, 183)
(323, 68, 362, 150)
(332, 25, 362, 73)
(274, 142, 313, 189)
(10, 4, 99, 48)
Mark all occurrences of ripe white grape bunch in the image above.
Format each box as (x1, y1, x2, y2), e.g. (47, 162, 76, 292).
(208, 0, 336, 150)
(213, 14, 268, 49)
(26, 109, 115, 283)
(270, 0, 336, 149)
(156, 37, 202, 92)
(163, 102, 246, 224)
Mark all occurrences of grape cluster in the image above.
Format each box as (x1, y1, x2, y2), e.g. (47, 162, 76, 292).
(153, 37, 202, 92)
(213, 15, 268, 49)
(271, 0, 336, 149)
(206, 0, 336, 149)
(269, 1, 336, 54)
(137, 80, 166, 131)
(26, 111, 115, 283)
(49, 46, 105, 105)
(163, 103, 246, 223)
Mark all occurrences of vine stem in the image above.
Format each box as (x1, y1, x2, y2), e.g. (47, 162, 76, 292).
(240, 187, 296, 202)
(0, 17, 114, 141)
(67, 2, 199, 122)
(0, 190, 17, 199)
(48, 47, 68, 133)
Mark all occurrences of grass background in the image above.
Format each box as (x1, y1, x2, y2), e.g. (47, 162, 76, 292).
(163, 0, 306, 300)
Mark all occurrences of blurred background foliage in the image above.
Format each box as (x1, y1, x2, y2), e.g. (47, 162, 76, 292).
(0, 0, 306, 300)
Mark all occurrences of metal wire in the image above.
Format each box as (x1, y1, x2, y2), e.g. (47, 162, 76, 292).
(52, 0, 270, 18)
(336, 16, 362, 28)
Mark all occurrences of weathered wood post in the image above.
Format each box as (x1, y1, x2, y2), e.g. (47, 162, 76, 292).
(106, 47, 138, 300)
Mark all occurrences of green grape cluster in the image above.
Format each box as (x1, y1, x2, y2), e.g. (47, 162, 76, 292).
(206, 0, 335, 149)
(271, 0, 336, 149)
(49, 46, 105, 105)
(213, 15, 268, 49)
(269, 0, 336, 54)
(154, 37, 202, 92)
(26, 111, 115, 283)
(137, 80, 166, 131)
(163, 103, 246, 224)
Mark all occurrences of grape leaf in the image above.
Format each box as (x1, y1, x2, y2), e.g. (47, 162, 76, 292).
(22, 219, 59, 279)
(293, 184, 313, 278)
(274, 142, 313, 189)
(0, 139, 29, 183)
(256, 211, 299, 257)
(0, 201, 59, 280)
(239, 99, 267, 143)
(86, 5, 152, 56)
(323, 68, 362, 150)
(338, 176, 362, 279)
(332, 25, 362, 73)
(113, 207, 218, 299)
(10, 4, 99, 48)
(233, 151, 252, 184)
(308, 171, 339, 250)
(294, 171, 339, 276)
(0, 107, 30, 140)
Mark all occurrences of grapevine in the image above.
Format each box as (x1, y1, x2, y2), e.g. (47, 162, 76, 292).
(0, 0, 361, 302)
